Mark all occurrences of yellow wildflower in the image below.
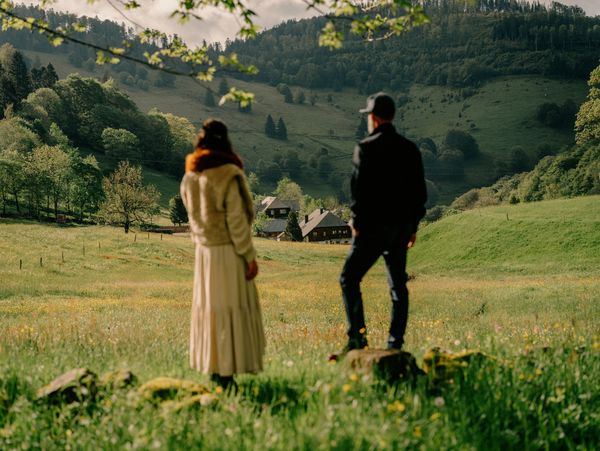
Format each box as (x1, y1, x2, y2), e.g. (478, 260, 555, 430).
(414, 426, 422, 438)
(387, 400, 406, 413)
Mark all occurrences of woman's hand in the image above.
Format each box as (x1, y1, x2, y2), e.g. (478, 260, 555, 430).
(245, 259, 259, 280)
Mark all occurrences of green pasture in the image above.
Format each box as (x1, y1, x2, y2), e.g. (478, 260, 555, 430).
(0, 196, 599, 448)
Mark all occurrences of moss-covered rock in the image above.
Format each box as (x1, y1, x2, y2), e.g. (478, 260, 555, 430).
(161, 393, 218, 413)
(98, 369, 138, 391)
(36, 368, 97, 404)
(345, 349, 424, 383)
(138, 377, 209, 403)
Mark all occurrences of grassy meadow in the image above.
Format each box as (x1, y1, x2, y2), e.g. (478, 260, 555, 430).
(1, 196, 599, 449)
(22, 49, 587, 204)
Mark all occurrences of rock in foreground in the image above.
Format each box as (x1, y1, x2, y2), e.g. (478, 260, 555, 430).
(36, 368, 97, 404)
(98, 369, 138, 390)
(138, 377, 210, 402)
(345, 349, 424, 382)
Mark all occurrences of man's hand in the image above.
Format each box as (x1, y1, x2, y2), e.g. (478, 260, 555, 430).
(246, 258, 259, 280)
(407, 233, 417, 249)
(352, 227, 360, 237)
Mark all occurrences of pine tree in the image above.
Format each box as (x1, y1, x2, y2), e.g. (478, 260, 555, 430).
(264, 114, 276, 137)
(285, 210, 303, 242)
(355, 116, 368, 139)
(218, 78, 229, 95)
(0, 46, 31, 102)
(169, 194, 188, 226)
(204, 89, 215, 107)
(44, 63, 59, 86)
(276, 117, 288, 140)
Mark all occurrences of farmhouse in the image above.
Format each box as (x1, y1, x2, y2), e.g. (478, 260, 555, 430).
(260, 218, 288, 238)
(256, 197, 301, 238)
(257, 197, 300, 219)
(300, 208, 352, 243)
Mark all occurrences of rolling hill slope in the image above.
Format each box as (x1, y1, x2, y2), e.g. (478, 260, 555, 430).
(18, 49, 586, 205)
(409, 195, 600, 275)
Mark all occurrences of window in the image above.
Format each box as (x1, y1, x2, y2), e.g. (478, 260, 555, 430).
(280, 209, 287, 214)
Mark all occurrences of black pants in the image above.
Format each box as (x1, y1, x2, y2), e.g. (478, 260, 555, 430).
(339, 224, 412, 350)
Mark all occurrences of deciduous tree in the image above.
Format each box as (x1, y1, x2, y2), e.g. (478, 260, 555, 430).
(101, 128, 140, 164)
(97, 161, 160, 233)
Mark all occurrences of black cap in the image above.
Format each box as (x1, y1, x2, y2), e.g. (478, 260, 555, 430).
(359, 92, 395, 120)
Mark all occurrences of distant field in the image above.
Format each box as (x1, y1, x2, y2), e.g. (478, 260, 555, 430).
(22, 50, 587, 204)
(0, 196, 599, 448)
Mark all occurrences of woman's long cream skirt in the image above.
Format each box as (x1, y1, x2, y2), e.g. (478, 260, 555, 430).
(190, 243, 265, 376)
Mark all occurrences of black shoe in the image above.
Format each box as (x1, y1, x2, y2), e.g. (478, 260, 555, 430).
(210, 374, 238, 394)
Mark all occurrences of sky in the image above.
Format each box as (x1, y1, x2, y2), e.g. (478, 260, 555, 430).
(40, 0, 600, 46)
(43, 0, 319, 45)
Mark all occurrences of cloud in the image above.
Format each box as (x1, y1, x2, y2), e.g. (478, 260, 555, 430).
(538, 0, 599, 15)
(37, 0, 320, 45)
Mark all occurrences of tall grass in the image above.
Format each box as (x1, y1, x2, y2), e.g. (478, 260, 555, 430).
(0, 197, 599, 448)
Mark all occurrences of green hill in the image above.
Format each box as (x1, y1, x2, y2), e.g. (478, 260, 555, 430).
(410, 195, 600, 274)
(20, 48, 586, 204)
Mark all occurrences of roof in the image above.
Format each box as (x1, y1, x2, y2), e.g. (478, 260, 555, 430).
(262, 218, 287, 234)
(257, 196, 300, 213)
(300, 209, 349, 237)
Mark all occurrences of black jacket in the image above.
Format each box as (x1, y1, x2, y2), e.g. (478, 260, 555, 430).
(350, 123, 427, 233)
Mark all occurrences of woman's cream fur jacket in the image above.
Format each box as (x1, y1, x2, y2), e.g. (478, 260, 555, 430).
(180, 164, 256, 263)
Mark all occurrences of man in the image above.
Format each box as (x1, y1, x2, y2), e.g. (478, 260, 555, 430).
(338, 92, 427, 354)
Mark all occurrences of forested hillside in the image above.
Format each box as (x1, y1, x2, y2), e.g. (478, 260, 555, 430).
(0, 2, 596, 205)
(228, 1, 600, 91)
(0, 43, 196, 224)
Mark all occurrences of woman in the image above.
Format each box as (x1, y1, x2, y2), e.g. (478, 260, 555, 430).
(180, 118, 265, 390)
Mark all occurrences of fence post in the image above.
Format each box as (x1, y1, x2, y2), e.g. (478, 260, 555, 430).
(134, 233, 137, 243)
(62, 251, 65, 263)
(19, 259, 22, 270)
(39, 257, 43, 267)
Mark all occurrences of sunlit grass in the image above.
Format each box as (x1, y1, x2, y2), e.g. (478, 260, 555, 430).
(1, 196, 599, 448)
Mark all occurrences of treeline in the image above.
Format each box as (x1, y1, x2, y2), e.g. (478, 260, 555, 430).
(0, 4, 182, 90)
(3, 3, 597, 95)
(0, 45, 193, 225)
(227, 1, 600, 91)
(426, 61, 600, 218)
